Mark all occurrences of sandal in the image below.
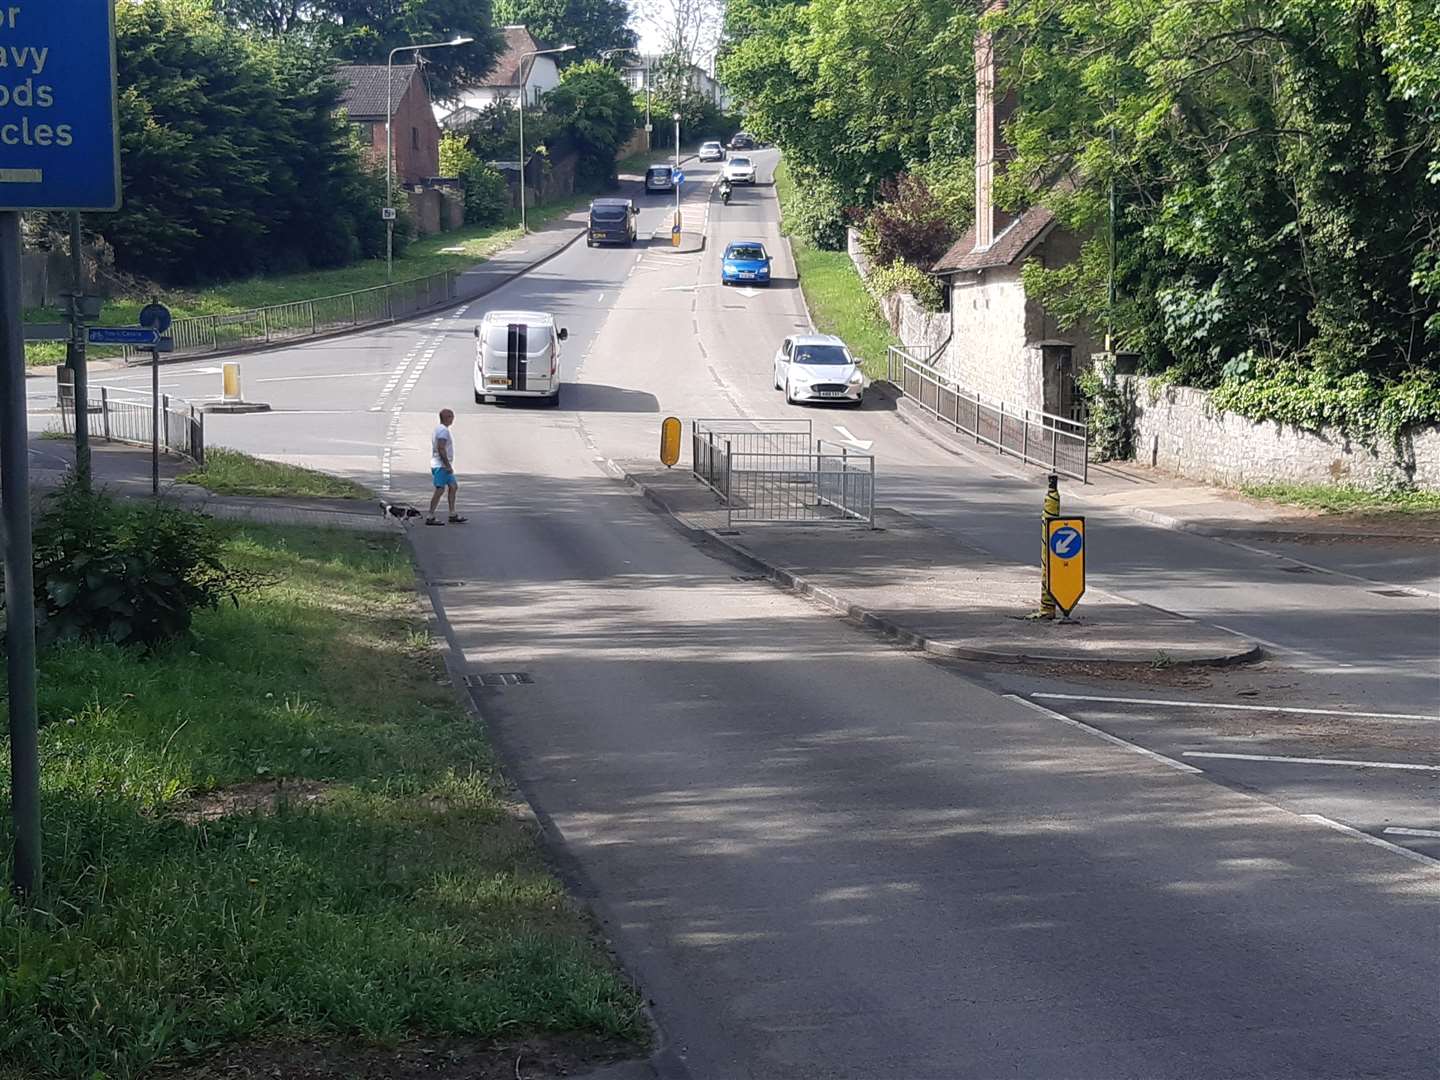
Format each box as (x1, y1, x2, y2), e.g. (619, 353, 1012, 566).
(448, 515, 469, 524)
(424, 517, 444, 526)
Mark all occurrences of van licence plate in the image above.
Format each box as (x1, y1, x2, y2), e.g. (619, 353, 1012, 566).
(488, 376, 511, 386)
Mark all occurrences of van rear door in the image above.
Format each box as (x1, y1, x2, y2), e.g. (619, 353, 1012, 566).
(484, 320, 555, 394)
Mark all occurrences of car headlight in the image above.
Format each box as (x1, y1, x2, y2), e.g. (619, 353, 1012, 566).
(723, 263, 737, 272)
(849, 372, 864, 384)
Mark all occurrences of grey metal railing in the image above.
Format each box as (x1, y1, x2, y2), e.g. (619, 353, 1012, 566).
(109, 270, 458, 363)
(887, 346, 1089, 482)
(691, 418, 875, 526)
(59, 385, 205, 465)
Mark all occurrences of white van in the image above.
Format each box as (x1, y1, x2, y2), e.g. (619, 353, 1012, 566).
(472, 310, 569, 406)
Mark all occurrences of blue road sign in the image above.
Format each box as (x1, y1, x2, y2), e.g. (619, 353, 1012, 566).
(1049, 525, 1084, 559)
(138, 302, 172, 333)
(673, 171, 685, 185)
(0, 0, 121, 210)
(88, 327, 157, 346)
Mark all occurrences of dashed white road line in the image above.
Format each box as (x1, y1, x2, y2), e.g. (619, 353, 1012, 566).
(1384, 826, 1440, 839)
(1182, 751, 1440, 772)
(1030, 693, 1437, 723)
(1005, 695, 1202, 774)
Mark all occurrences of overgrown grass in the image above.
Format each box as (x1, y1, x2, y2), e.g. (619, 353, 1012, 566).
(177, 448, 373, 501)
(24, 198, 588, 367)
(0, 524, 643, 1079)
(774, 161, 898, 380)
(1242, 481, 1440, 515)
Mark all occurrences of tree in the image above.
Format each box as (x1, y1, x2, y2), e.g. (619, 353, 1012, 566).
(491, 0, 636, 62)
(996, 0, 1439, 433)
(544, 61, 640, 186)
(99, 0, 389, 282)
(213, 0, 504, 102)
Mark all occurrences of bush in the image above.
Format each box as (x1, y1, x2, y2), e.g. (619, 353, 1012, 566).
(860, 173, 957, 270)
(867, 259, 944, 312)
(462, 163, 510, 226)
(2, 479, 266, 649)
(783, 165, 848, 250)
(1077, 365, 1137, 462)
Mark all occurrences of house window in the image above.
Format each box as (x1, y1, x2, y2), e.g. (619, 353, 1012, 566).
(354, 122, 375, 144)
(411, 127, 419, 150)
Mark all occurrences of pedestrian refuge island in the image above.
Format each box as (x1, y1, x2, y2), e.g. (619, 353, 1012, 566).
(690, 418, 875, 527)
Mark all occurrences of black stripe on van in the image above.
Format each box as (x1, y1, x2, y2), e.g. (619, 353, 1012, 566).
(507, 323, 528, 391)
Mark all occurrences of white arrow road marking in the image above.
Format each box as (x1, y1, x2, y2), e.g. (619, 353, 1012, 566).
(1384, 827, 1440, 839)
(661, 283, 720, 292)
(833, 426, 873, 451)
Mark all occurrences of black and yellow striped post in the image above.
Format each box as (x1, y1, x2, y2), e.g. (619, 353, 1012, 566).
(1039, 474, 1060, 619)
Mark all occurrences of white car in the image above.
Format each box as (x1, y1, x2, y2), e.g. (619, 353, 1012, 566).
(773, 334, 865, 406)
(723, 156, 757, 184)
(699, 140, 725, 162)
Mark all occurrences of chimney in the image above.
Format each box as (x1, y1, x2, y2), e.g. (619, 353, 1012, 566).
(974, 0, 1013, 251)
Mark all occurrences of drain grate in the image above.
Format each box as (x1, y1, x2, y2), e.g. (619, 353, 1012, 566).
(1371, 588, 1413, 598)
(731, 574, 767, 582)
(1280, 565, 1314, 574)
(464, 672, 534, 687)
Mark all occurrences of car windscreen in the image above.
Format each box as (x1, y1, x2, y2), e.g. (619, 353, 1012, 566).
(647, 168, 671, 179)
(702, 142, 721, 150)
(730, 157, 751, 167)
(727, 245, 766, 261)
(792, 345, 850, 365)
(591, 205, 627, 221)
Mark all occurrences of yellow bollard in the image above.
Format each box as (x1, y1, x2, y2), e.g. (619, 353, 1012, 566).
(1039, 474, 1060, 619)
(222, 362, 242, 402)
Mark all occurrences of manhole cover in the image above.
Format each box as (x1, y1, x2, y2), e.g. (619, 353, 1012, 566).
(464, 673, 534, 687)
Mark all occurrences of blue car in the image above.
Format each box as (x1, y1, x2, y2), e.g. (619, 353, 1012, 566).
(721, 241, 772, 286)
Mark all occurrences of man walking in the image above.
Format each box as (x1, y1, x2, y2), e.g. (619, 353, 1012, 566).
(426, 408, 467, 526)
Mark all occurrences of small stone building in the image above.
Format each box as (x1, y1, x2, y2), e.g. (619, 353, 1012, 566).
(927, 6, 1101, 419)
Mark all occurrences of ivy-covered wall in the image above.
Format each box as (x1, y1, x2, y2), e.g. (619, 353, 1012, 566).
(1123, 377, 1440, 492)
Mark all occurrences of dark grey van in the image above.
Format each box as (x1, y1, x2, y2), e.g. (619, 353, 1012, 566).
(588, 198, 638, 246)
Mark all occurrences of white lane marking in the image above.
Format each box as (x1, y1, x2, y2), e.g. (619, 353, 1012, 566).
(1030, 693, 1437, 723)
(1303, 815, 1440, 869)
(1005, 695, 1203, 774)
(255, 371, 381, 383)
(1182, 751, 1440, 772)
(1384, 827, 1440, 839)
(1221, 536, 1440, 601)
(833, 426, 873, 451)
(596, 292, 605, 304)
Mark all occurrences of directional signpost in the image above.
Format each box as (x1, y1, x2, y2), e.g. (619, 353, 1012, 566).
(87, 326, 158, 346)
(1045, 517, 1086, 617)
(1, 0, 123, 900)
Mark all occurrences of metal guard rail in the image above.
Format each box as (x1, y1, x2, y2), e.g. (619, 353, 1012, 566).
(887, 346, 1089, 483)
(110, 270, 457, 363)
(59, 385, 205, 466)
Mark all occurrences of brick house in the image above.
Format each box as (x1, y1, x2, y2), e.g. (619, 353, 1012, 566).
(335, 64, 442, 186)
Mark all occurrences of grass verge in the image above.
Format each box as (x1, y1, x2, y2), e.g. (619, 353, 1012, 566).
(177, 448, 373, 501)
(24, 198, 588, 367)
(1242, 481, 1440, 515)
(0, 523, 644, 1079)
(774, 161, 898, 380)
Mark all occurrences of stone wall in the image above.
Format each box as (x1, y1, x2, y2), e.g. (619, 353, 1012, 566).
(845, 227, 950, 367)
(1124, 375, 1440, 492)
(942, 267, 1045, 410)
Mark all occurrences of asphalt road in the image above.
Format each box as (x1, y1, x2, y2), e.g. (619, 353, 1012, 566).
(31, 154, 1440, 1077)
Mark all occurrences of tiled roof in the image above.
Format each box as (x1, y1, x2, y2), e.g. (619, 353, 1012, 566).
(476, 26, 546, 88)
(334, 65, 420, 120)
(931, 205, 1056, 274)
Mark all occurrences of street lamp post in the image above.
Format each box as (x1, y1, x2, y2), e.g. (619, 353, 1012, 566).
(387, 35, 474, 281)
(673, 111, 682, 217)
(518, 44, 576, 233)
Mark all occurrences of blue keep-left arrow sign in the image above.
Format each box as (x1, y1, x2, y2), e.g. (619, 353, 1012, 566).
(1049, 526, 1083, 558)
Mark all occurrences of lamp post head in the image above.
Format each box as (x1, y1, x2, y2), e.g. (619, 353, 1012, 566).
(673, 111, 682, 121)
(449, 35, 475, 45)
(558, 44, 576, 52)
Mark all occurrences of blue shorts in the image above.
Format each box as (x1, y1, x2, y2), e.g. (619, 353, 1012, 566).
(431, 467, 456, 488)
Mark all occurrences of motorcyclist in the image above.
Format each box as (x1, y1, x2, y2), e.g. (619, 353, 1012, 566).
(719, 177, 733, 204)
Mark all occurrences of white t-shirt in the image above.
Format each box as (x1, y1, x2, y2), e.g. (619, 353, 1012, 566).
(431, 424, 454, 469)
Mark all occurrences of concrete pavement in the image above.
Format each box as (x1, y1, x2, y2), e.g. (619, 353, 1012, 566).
(624, 463, 1258, 666)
